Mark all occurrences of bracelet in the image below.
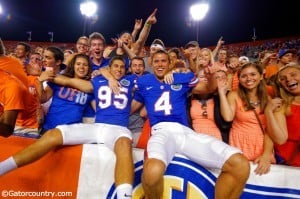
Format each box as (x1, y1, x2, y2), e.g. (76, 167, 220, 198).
(144, 22, 152, 28)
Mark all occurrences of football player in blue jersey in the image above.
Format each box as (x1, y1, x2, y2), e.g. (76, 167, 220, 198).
(0, 56, 136, 199)
(131, 50, 250, 199)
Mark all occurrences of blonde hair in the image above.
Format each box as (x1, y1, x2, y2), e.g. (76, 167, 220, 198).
(198, 48, 214, 69)
(277, 64, 300, 106)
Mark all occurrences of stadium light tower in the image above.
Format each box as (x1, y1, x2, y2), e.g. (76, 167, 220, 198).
(0, 3, 3, 15)
(190, 3, 209, 42)
(80, 1, 97, 36)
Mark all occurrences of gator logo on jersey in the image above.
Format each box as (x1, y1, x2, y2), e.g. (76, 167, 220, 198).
(171, 84, 182, 91)
(120, 79, 130, 87)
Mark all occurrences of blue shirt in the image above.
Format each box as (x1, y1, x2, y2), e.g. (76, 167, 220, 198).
(91, 57, 110, 71)
(43, 82, 94, 130)
(134, 72, 198, 127)
(91, 74, 136, 127)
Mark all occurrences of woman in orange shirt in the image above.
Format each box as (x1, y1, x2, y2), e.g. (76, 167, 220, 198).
(218, 62, 275, 175)
(190, 69, 231, 143)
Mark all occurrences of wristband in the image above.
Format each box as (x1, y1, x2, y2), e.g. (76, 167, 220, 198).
(145, 22, 151, 27)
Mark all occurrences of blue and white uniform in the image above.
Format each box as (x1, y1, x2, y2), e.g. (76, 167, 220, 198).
(134, 73, 197, 127)
(43, 82, 94, 131)
(57, 75, 136, 150)
(93, 75, 136, 127)
(134, 72, 241, 168)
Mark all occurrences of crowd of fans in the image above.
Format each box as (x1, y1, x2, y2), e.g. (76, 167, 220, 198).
(0, 8, 299, 199)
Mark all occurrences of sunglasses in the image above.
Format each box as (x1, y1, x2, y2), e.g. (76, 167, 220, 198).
(199, 100, 208, 118)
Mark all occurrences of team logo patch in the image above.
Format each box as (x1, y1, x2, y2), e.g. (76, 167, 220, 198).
(171, 84, 182, 91)
(120, 79, 130, 87)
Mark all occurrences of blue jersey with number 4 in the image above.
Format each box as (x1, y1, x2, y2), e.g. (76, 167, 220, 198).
(91, 75, 136, 127)
(134, 72, 198, 127)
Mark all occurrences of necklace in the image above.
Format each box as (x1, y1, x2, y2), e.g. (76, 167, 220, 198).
(250, 101, 260, 106)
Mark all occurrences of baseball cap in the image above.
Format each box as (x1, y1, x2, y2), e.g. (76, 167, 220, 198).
(238, 56, 249, 63)
(184, 41, 199, 49)
(150, 39, 165, 50)
(278, 48, 297, 58)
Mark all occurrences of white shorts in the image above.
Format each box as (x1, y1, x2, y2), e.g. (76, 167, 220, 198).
(57, 123, 132, 151)
(147, 122, 241, 169)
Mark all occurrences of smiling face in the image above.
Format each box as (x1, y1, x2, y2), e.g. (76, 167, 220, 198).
(109, 59, 126, 80)
(151, 51, 170, 80)
(187, 46, 199, 60)
(130, 58, 145, 76)
(119, 32, 132, 47)
(217, 49, 227, 63)
(89, 38, 104, 60)
(279, 53, 294, 65)
(15, 44, 29, 59)
(73, 57, 90, 79)
(76, 37, 89, 54)
(199, 48, 212, 67)
(278, 66, 300, 95)
(238, 65, 263, 90)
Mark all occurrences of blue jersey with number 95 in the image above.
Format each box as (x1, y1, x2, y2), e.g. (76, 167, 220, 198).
(92, 74, 136, 127)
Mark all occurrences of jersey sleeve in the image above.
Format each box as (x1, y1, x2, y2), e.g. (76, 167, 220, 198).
(133, 78, 145, 104)
(173, 72, 198, 87)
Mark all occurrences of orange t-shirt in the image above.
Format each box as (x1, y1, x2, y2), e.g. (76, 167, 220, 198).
(15, 76, 40, 129)
(264, 64, 278, 80)
(0, 70, 26, 115)
(229, 72, 239, 91)
(190, 99, 222, 140)
(0, 56, 28, 87)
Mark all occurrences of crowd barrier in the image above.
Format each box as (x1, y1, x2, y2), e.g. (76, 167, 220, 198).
(0, 136, 300, 199)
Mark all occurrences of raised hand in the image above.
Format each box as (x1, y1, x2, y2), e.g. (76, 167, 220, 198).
(134, 18, 143, 30)
(39, 70, 55, 82)
(217, 36, 225, 46)
(111, 38, 118, 45)
(216, 76, 229, 95)
(266, 97, 283, 112)
(108, 78, 121, 95)
(146, 8, 158, 25)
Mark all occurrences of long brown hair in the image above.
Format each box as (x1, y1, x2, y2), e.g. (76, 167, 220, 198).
(237, 62, 268, 112)
(62, 53, 92, 80)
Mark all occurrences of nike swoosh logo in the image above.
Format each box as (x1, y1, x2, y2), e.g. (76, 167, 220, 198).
(124, 193, 132, 197)
(146, 86, 152, 90)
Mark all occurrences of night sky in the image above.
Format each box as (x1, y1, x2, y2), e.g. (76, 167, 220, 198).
(0, 0, 299, 47)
